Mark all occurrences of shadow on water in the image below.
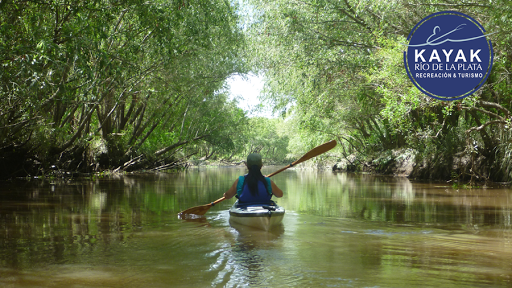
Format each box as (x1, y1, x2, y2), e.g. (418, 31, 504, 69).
(207, 216, 286, 287)
(179, 216, 211, 228)
(229, 221, 285, 247)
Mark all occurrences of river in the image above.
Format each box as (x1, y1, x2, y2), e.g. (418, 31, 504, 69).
(1, 167, 511, 287)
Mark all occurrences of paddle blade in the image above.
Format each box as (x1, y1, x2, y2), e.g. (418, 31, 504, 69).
(178, 197, 226, 218)
(294, 140, 337, 165)
(178, 204, 212, 217)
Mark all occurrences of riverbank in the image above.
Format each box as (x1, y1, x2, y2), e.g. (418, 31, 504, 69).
(332, 148, 506, 184)
(4, 148, 504, 185)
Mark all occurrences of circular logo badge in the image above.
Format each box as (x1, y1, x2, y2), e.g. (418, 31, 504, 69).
(404, 11, 494, 101)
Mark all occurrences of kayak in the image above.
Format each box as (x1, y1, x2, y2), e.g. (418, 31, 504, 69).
(229, 201, 285, 231)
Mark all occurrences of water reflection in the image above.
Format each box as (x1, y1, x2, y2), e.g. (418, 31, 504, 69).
(208, 220, 285, 287)
(277, 171, 512, 228)
(229, 221, 284, 246)
(0, 170, 512, 287)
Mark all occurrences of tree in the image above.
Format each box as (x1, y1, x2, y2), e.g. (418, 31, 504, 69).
(243, 0, 512, 181)
(0, 0, 248, 178)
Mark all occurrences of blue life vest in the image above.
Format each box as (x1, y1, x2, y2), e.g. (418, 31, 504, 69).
(236, 175, 273, 206)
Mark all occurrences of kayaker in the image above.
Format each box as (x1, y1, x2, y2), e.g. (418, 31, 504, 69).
(223, 153, 283, 206)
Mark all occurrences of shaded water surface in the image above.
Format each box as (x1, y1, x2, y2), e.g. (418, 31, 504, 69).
(1, 168, 511, 287)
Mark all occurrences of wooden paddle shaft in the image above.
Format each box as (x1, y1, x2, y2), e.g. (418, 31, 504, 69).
(266, 140, 336, 177)
(265, 165, 292, 177)
(210, 196, 226, 206)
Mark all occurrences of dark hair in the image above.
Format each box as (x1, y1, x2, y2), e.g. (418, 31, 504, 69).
(246, 165, 269, 196)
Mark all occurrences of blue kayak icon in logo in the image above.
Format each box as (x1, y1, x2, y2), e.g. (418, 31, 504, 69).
(404, 11, 494, 101)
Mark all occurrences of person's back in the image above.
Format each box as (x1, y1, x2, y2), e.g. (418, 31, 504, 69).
(223, 153, 283, 205)
(236, 172, 273, 206)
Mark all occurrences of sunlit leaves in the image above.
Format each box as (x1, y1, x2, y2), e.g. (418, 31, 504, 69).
(242, 0, 512, 181)
(0, 0, 247, 175)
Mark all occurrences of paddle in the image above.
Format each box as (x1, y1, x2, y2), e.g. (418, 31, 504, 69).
(178, 140, 337, 217)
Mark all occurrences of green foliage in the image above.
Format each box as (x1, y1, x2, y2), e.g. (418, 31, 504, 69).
(204, 116, 292, 164)
(4, 0, 512, 181)
(239, 0, 512, 181)
(0, 0, 248, 177)
(243, 117, 290, 162)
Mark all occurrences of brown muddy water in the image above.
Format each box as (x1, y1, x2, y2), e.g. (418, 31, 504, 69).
(0, 167, 511, 287)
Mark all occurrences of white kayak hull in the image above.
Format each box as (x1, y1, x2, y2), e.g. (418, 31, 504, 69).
(229, 202, 285, 231)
